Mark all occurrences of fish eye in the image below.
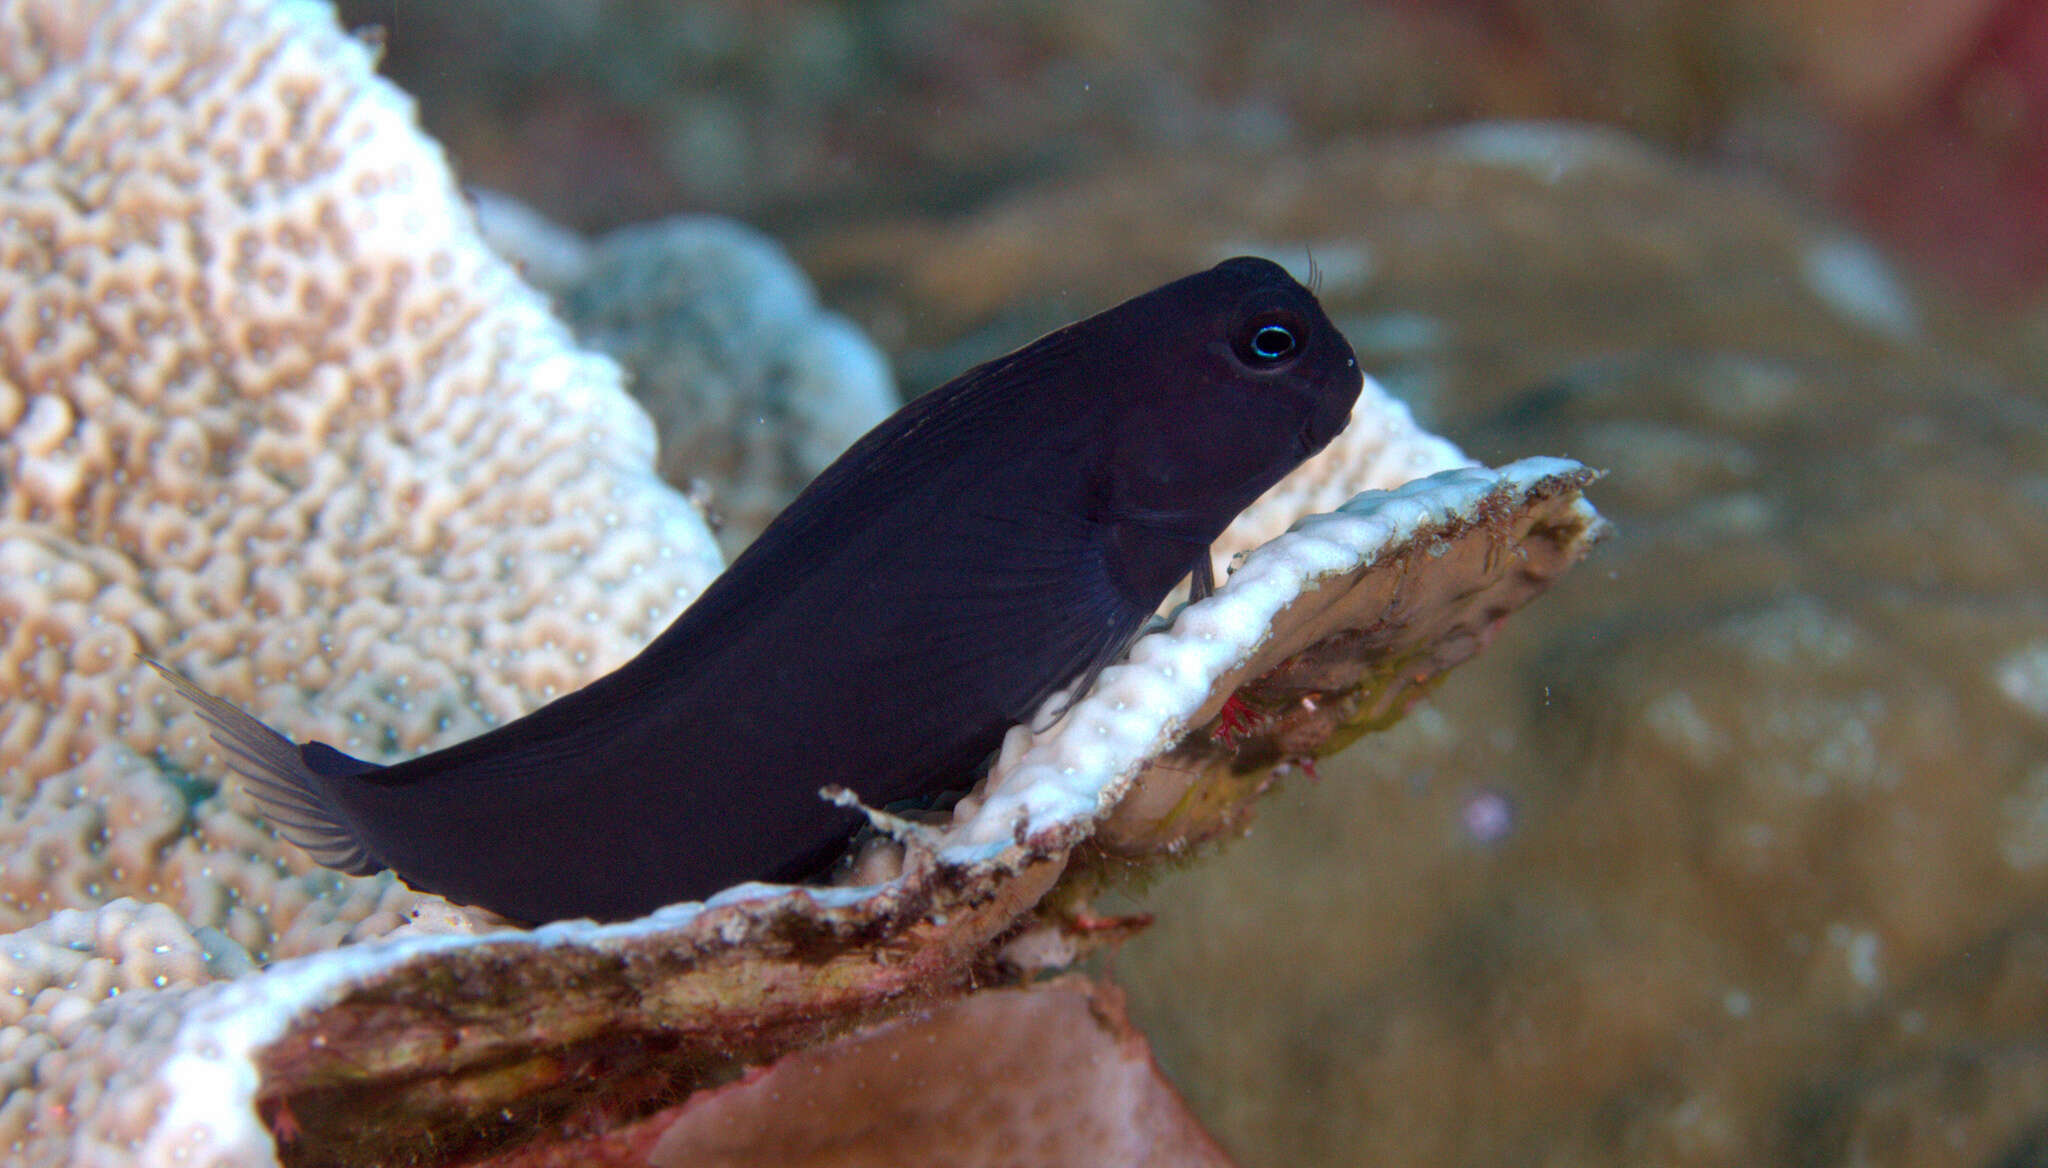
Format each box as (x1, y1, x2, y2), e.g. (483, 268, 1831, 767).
(1232, 310, 1306, 368)
(1250, 324, 1296, 361)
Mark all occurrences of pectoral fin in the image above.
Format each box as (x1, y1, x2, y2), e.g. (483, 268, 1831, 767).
(1189, 551, 1217, 603)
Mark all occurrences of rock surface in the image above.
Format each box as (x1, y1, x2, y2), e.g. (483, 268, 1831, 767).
(635, 977, 1239, 1168)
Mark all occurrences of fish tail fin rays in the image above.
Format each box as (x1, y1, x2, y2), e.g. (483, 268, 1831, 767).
(142, 659, 386, 876)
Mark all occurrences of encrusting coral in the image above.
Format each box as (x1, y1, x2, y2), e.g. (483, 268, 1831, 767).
(0, 1, 1601, 1165)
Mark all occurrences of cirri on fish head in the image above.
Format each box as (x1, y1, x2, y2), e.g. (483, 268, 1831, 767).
(149, 256, 1363, 923)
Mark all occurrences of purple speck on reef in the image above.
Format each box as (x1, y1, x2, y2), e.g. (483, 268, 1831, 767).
(1462, 788, 1515, 844)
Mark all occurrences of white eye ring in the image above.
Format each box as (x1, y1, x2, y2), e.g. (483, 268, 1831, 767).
(1249, 324, 1296, 362)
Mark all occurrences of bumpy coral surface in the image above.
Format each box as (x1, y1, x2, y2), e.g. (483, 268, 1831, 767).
(0, 0, 721, 939)
(0, 0, 725, 1159)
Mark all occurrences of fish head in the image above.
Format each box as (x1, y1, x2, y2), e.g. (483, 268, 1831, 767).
(1099, 256, 1364, 528)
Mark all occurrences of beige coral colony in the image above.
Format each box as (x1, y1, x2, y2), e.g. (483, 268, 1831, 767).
(0, 1, 1603, 1166)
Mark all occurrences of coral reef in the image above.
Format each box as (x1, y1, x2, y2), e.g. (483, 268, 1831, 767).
(0, 0, 718, 1158)
(0, 3, 1602, 1166)
(0, 0, 726, 958)
(34, 0, 2025, 1160)
(350, 0, 2048, 302)
(7, 455, 1594, 1168)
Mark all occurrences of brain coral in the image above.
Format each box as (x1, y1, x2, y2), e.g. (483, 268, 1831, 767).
(0, 0, 723, 979)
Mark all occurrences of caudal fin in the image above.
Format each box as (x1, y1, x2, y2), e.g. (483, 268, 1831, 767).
(142, 659, 385, 876)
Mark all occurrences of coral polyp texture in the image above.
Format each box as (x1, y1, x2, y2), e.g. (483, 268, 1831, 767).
(0, 0, 722, 935)
(0, 0, 720, 1158)
(0, 1, 1602, 1165)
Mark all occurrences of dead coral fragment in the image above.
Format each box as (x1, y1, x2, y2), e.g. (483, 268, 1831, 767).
(127, 457, 1598, 1168)
(1095, 461, 1605, 858)
(966, 459, 1603, 863)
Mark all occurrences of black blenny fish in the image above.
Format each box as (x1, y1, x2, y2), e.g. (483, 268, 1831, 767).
(150, 257, 1363, 923)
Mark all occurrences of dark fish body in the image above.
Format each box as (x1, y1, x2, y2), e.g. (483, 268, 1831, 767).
(155, 257, 1362, 923)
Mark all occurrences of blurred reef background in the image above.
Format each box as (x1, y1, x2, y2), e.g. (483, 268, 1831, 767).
(162, 1, 2048, 1163)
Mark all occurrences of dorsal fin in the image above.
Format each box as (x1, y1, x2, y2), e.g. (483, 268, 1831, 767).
(142, 659, 385, 876)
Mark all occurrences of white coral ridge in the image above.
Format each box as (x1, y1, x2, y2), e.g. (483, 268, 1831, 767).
(948, 457, 1585, 856)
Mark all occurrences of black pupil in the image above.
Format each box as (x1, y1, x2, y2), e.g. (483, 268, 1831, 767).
(1251, 324, 1295, 361)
